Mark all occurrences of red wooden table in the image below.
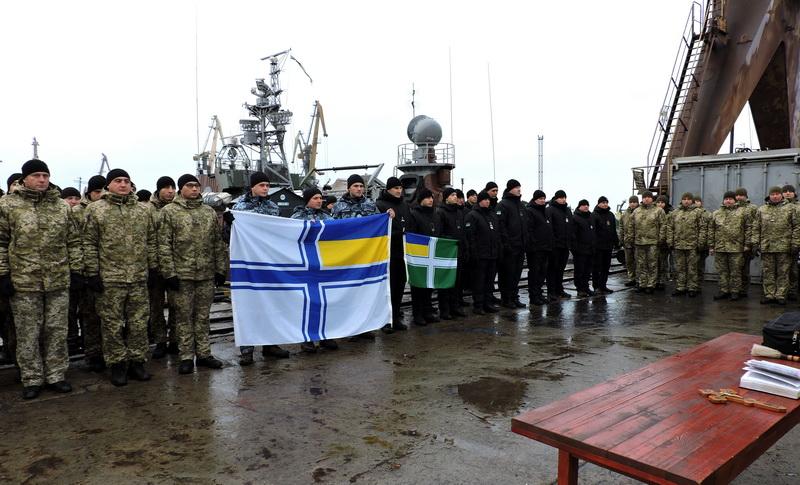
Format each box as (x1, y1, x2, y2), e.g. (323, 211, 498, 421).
(511, 333, 800, 484)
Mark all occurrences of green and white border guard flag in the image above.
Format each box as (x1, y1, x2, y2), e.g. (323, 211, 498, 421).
(404, 232, 458, 288)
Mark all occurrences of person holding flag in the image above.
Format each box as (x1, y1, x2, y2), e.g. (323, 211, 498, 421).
(434, 187, 467, 319)
(406, 188, 438, 326)
(376, 177, 410, 333)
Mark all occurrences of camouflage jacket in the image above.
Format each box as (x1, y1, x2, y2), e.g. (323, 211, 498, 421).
(666, 205, 706, 250)
(0, 185, 82, 291)
(159, 195, 227, 281)
(84, 193, 157, 284)
(709, 205, 750, 253)
(626, 203, 666, 247)
(751, 201, 797, 253)
(618, 207, 635, 249)
(331, 193, 378, 219)
(232, 192, 279, 216)
(147, 193, 172, 231)
(290, 205, 332, 221)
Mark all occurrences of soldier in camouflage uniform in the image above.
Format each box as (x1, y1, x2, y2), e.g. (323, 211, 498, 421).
(84, 169, 158, 386)
(60, 187, 83, 356)
(781, 184, 799, 300)
(160, 174, 227, 375)
(147, 176, 176, 359)
(229, 172, 291, 365)
(0, 173, 21, 367)
(708, 191, 750, 300)
(752, 186, 798, 305)
(71, 175, 106, 371)
(625, 191, 666, 294)
(666, 192, 706, 296)
(694, 195, 712, 289)
(332, 174, 382, 340)
(618, 195, 639, 287)
(734, 188, 758, 296)
(0, 160, 82, 399)
(291, 187, 339, 352)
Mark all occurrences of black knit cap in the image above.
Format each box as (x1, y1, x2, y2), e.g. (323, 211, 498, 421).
(466, 189, 477, 198)
(554, 189, 567, 199)
(136, 189, 152, 202)
(86, 175, 106, 193)
(477, 190, 491, 202)
(641, 190, 654, 199)
(347, 174, 365, 188)
(656, 195, 668, 203)
(416, 187, 433, 202)
(723, 190, 736, 199)
(735, 187, 748, 197)
(578, 199, 590, 208)
(442, 187, 457, 201)
(325, 195, 337, 206)
(105, 168, 130, 186)
(61, 187, 81, 199)
(485, 181, 498, 191)
(6, 173, 21, 190)
(533, 189, 546, 200)
(782, 184, 796, 193)
(628, 195, 639, 203)
(250, 171, 269, 188)
(303, 187, 322, 204)
(177, 173, 200, 190)
(21, 159, 49, 179)
(156, 176, 176, 191)
(385, 176, 402, 189)
(506, 179, 521, 191)
(597, 195, 609, 204)
(455, 189, 465, 199)
(681, 192, 694, 200)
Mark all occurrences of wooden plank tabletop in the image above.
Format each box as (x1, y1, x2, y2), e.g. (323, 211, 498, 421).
(512, 333, 800, 484)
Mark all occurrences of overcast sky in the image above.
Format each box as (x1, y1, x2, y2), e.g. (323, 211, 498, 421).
(0, 0, 759, 208)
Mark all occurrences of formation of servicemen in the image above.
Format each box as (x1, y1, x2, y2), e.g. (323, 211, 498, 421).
(2, 160, 799, 400)
(620, 186, 800, 304)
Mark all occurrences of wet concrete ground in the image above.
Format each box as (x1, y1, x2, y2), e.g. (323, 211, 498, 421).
(2, 274, 799, 484)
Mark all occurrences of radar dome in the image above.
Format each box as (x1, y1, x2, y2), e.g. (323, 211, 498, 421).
(406, 115, 442, 145)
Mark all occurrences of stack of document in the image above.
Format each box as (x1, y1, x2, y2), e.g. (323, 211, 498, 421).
(740, 359, 800, 399)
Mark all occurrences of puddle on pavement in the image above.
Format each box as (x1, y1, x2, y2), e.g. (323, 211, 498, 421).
(457, 377, 527, 414)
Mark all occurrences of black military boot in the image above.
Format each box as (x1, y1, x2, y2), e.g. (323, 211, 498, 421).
(262, 345, 290, 359)
(46, 380, 72, 393)
(86, 355, 106, 373)
(301, 341, 318, 353)
(451, 306, 467, 318)
(320, 339, 339, 350)
(472, 306, 485, 315)
(110, 363, 128, 387)
(381, 323, 395, 334)
(484, 303, 500, 313)
(729, 293, 740, 301)
(672, 289, 686, 296)
(151, 343, 167, 359)
(128, 362, 151, 381)
(413, 312, 427, 326)
(713, 292, 730, 301)
(196, 355, 224, 368)
(22, 385, 41, 400)
(178, 359, 194, 375)
(239, 352, 254, 366)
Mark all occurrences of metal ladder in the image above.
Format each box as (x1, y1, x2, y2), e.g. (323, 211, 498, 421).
(642, 1, 716, 195)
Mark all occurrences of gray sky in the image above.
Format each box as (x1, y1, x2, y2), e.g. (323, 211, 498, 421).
(0, 0, 759, 208)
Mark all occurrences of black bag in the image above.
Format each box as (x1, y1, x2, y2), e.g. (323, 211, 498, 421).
(763, 312, 800, 356)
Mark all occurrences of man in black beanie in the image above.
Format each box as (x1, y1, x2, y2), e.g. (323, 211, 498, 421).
(0, 160, 82, 398)
(524, 190, 552, 305)
(84, 168, 158, 386)
(5, 173, 22, 195)
(376, 176, 410, 332)
(61, 187, 81, 208)
(230, 171, 288, 364)
(572, 199, 596, 297)
(407, 188, 439, 325)
(484, 182, 499, 209)
(483, 181, 501, 304)
(146, 175, 177, 358)
(546, 189, 573, 300)
(465, 189, 478, 211)
(434, 187, 467, 320)
(496, 179, 527, 308)
(324, 195, 337, 213)
(591, 195, 619, 294)
(465, 191, 501, 314)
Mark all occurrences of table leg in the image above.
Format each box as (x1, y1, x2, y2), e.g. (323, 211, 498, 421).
(558, 449, 578, 485)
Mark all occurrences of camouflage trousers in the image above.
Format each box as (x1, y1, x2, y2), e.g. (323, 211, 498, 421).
(97, 284, 150, 364)
(10, 289, 69, 387)
(624, 247, 636, 283)
(78, 289, 102, 359)
(761, 252, 792, 300)
(171, 279, 214, 361)
(714, 251, 744, 295)
(672, 249, 700, 292)
(148, 277, 175, 345)
(635, 244, 659, 289)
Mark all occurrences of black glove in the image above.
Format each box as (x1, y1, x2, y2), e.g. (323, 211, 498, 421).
(214, 273, 227, 287)
(70, 273, 85, 291)
(223, 211, 235, 225)
(0, 274, 14, 297)
(165, 276, 180, 291)
(87, 275, 104, 293)
(147, 269, 159, 289)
